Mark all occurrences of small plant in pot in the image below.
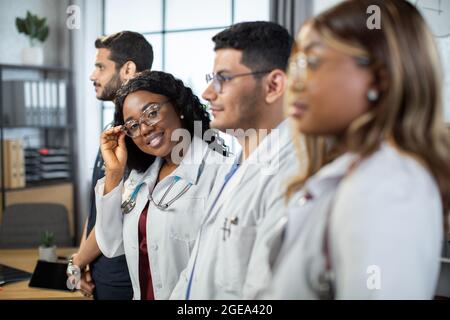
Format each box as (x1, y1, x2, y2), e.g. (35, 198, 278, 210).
(15, 11, 49, 65)
(39, 231, 57, 262)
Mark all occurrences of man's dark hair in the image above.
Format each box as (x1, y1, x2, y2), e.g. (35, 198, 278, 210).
(212, 21, 293, 72)
(95, 31, 153, 72)
(114, 70, 226, 172)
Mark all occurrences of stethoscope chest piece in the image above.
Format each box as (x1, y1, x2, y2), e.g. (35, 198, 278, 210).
(121, 182, 146, 215)
(121, 198, 136, 214)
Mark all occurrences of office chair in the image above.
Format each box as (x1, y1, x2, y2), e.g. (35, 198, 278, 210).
(0, 203, 72, 248)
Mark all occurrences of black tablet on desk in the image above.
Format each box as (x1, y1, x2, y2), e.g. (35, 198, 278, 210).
(0, 264, 32, 285)
(28, 260, 71, 292)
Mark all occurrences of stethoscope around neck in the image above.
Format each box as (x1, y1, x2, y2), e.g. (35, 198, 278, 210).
(120, 144, 211, 215)
(121, 176, 192, 214)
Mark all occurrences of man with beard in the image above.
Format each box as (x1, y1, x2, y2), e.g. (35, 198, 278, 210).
(68, 31, 153, 299)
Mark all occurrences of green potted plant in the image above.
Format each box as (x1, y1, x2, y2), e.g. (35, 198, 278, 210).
(15, 11, 49, 65)
(38, 231, 57, 262)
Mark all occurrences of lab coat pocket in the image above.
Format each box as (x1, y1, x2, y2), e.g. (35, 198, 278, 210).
(168, 197, 205, 256)
(216, 224, 257, 293)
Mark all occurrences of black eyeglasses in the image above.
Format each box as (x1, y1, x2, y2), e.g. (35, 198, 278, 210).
(205, 70, 272, 93)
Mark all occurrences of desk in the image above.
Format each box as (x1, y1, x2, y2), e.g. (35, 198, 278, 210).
(0, 247, 87, 300)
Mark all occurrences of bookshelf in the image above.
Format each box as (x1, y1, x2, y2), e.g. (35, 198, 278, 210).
(0, 64, 77, 242)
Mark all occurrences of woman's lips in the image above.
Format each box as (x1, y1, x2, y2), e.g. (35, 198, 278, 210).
(146, 132, 165, 148)
(210, 106, 224, 117)
(290, 101, 308, 118)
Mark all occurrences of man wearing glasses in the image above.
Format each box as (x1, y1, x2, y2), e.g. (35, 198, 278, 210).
(68, 31, 153, 299)
(171, 21, 298, 299)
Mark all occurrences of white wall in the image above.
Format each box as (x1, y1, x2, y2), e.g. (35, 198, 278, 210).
(0, 0, 70, 66)
(70, 0, 103, 240)
(313, 0, 342, 15)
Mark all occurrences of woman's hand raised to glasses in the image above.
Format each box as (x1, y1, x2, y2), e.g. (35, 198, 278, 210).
(100, 125, 127, 194)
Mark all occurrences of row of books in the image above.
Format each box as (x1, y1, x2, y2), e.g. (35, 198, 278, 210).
(1, 139, 26, 188)
(1, 80, 67, 127)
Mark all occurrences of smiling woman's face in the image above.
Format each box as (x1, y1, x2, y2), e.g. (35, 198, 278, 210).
(123, 90, 182, 159)
(288, 24, 373, 136)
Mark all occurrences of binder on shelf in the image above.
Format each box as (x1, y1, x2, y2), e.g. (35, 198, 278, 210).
(44, 81, 52, 126)
(38, 80, 46, 126)
(1, 81, 14, 125)
(58, 81, 67, 126)
(1, 81, 29, 126)
(16, 82, 28, 126)
(5, 140, 18, 188)
(13, 140, 26, 188)
(1, 139, 25, 188)
(24, 81, 32, 126)
(50, 81, 58, 126)
(1, 80, 68, 127)
(30, 81, 39, 126)
(2, 140, 12, 187)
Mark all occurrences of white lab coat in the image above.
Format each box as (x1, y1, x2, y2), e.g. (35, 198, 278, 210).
(264, 143, 443, 299)
(170, 120, 300, 299)
(95, 135, 232, 299)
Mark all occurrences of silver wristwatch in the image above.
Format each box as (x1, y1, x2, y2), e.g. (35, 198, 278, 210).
(66, 255, 81, 277)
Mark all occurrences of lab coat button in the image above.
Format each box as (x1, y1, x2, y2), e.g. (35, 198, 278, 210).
(151, 244, 158, 251)
(156, 284, 162, 289)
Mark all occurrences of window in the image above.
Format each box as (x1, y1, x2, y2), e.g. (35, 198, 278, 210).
(101, 0, 270, 129)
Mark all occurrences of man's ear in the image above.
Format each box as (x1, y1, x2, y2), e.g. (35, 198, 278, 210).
(264, 69, 286, 104)
(120, 61, 137, 81)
